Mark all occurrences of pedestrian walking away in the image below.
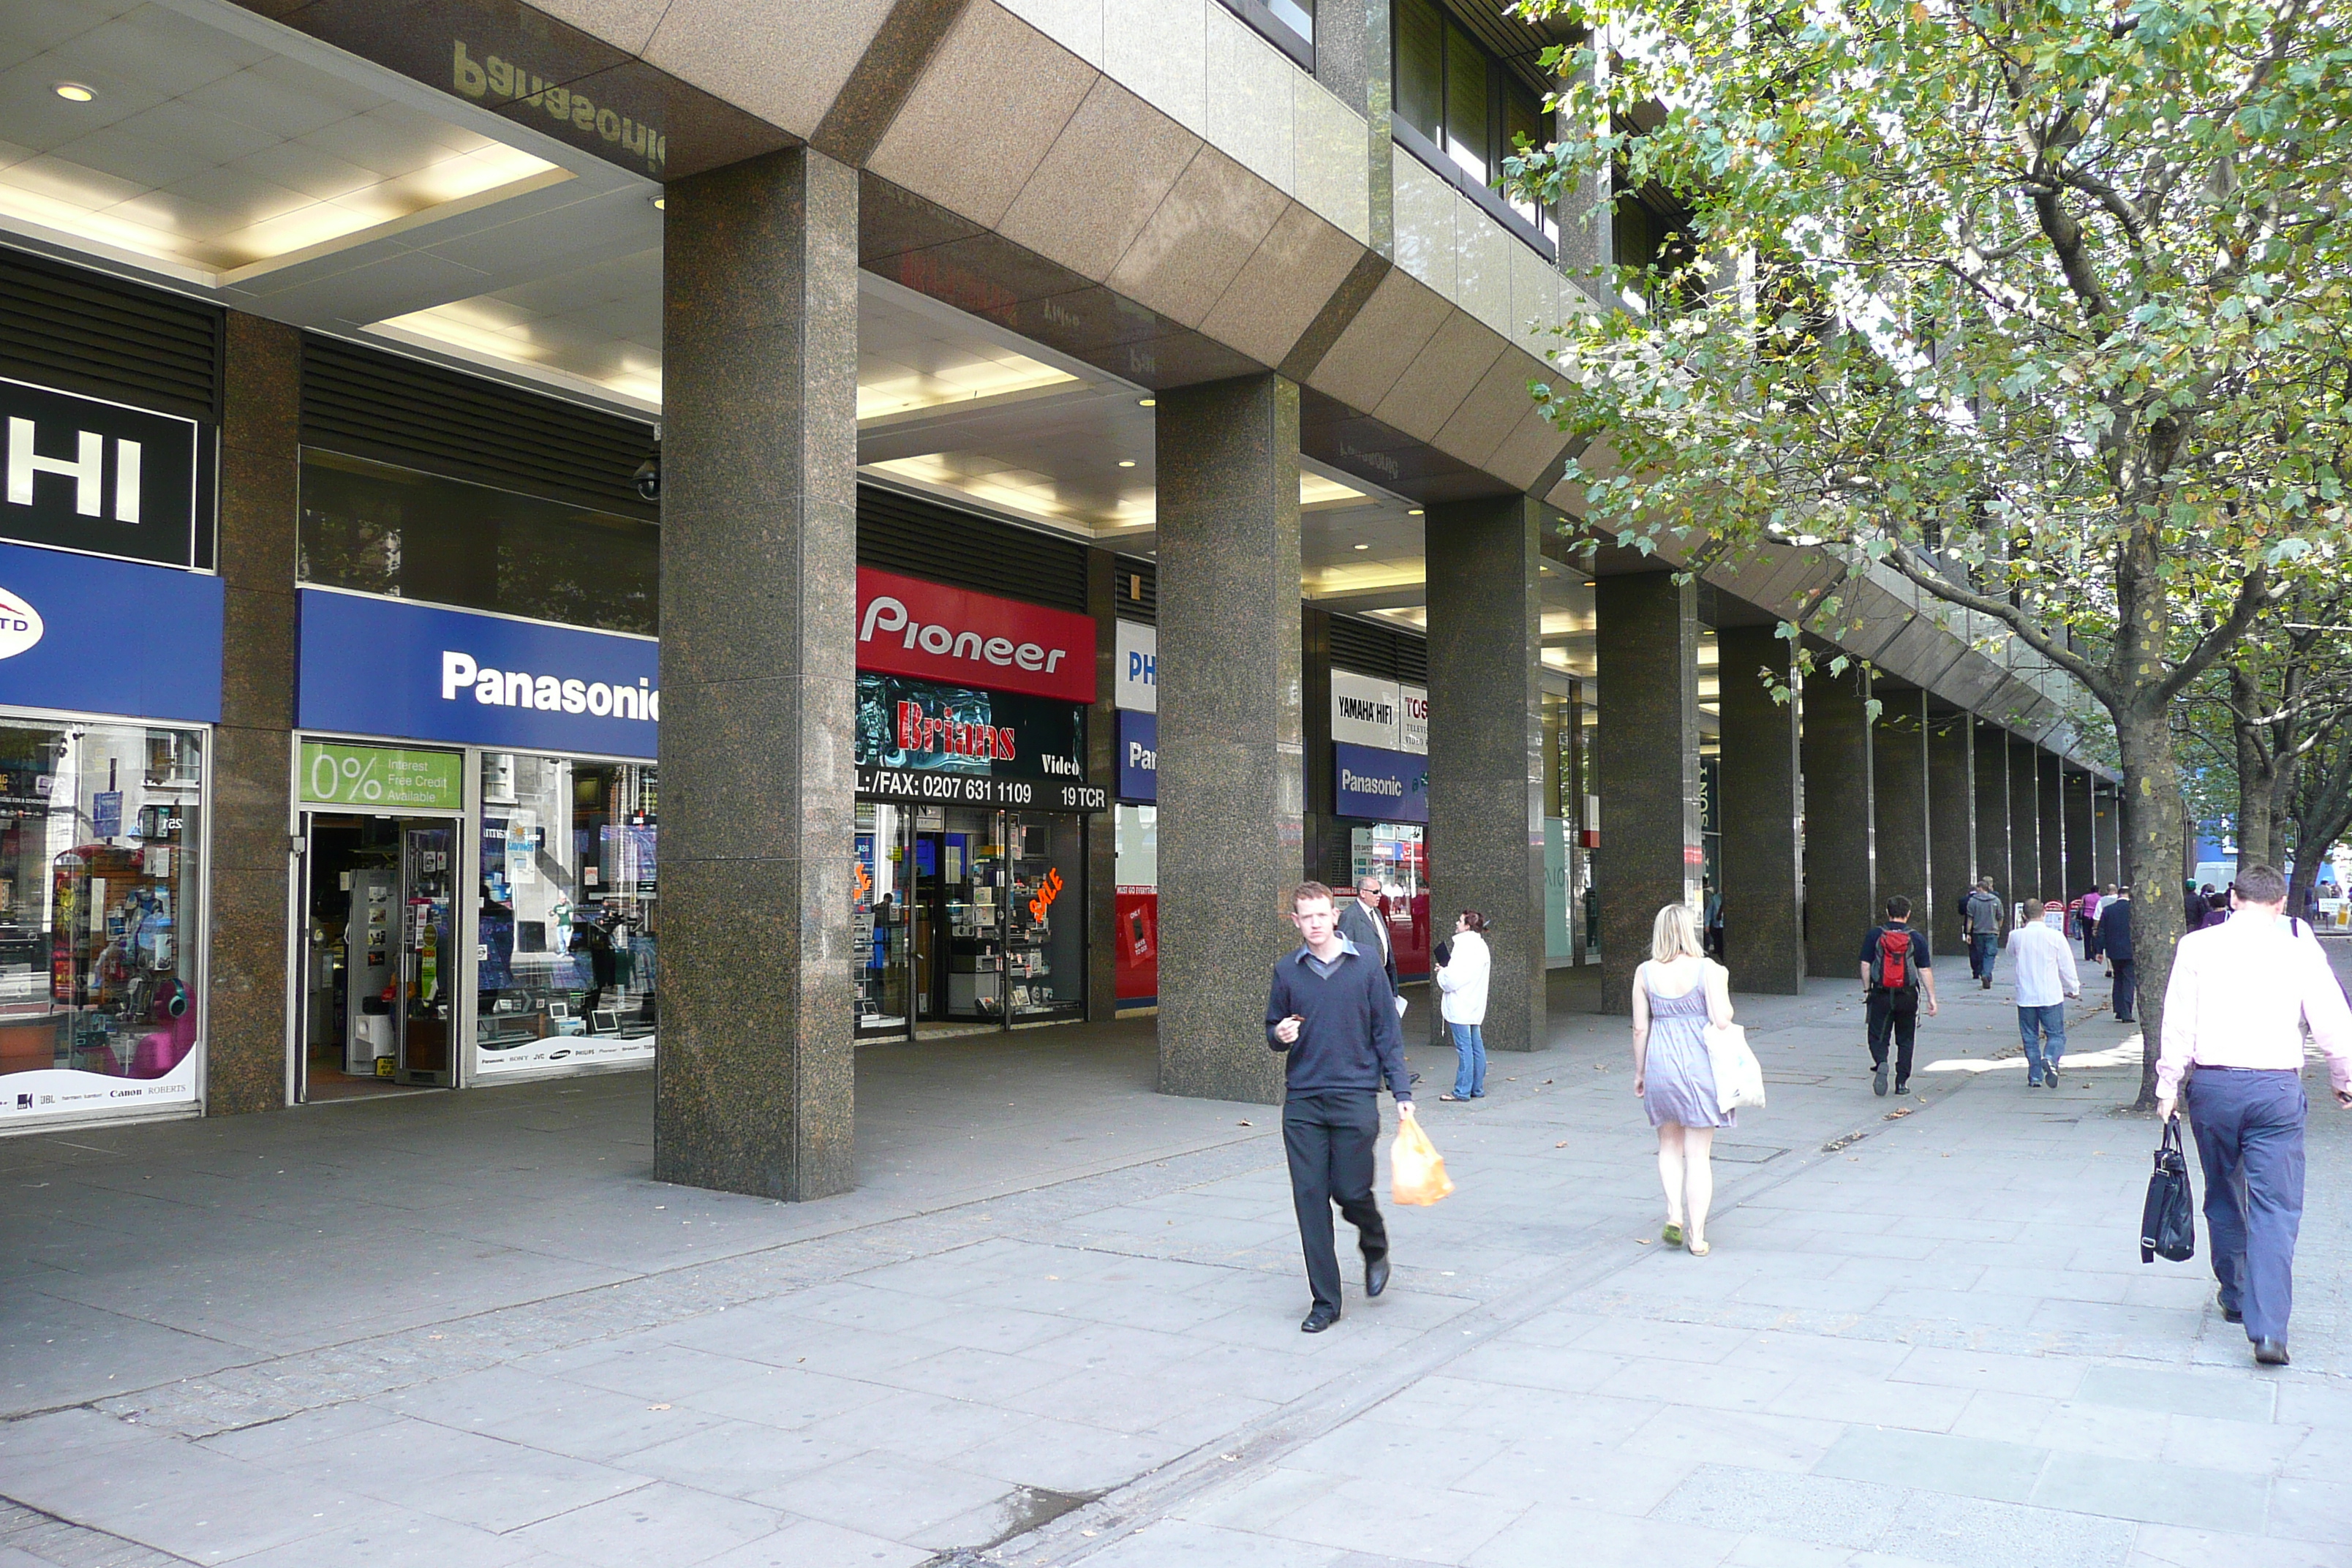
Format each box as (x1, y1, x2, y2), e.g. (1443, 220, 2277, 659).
(1631, 903, 1737, 1256)
(2008, 898, 2080, 1088)
(1963, 876, 2005, 989)
(2099, 886, 2137, 1022)
(1337, 874, 1400, 992)
(1436, 909, 1490, 1101)
(2089, 881, 2115, 970)
(1861, 894, 1939, 1096)
(2155, 863, 2352, 1366)
(1266, 881, 1416, 1333)
(2080, 884, 2103, 961)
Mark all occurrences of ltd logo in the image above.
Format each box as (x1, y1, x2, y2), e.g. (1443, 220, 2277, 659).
(0, 587, 43, 660)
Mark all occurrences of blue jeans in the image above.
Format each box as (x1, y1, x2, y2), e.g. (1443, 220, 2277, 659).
(1969, 933, 1997, 979)
(2186, 1068, 2307, 1342)
(2018, 1004, 2066, 1082)
(1449, 1022, 1487, 1097)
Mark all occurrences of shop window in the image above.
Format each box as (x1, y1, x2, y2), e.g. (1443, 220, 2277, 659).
(476, 753, 657, 1074)
(300, 450, 658, 636)
(0, 722, 203, 1114)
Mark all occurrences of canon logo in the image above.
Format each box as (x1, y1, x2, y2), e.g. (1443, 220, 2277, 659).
(860, 595, 1071, 675)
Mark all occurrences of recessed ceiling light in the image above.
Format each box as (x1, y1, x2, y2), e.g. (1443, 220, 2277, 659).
(1138, 398, 1156, 407)
(1406, 508, 1423, 516)
(52, 82, 95, 102)
(1585, 579, 1598, 587)
(1117, 460, 1136, 468)
(652, 195, 665, 210)
(1353, 543, 1370, 551)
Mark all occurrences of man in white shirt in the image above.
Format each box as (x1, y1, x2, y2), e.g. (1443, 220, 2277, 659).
(2007, 898, 2080, 1088)
(2155, 863, 2352, 1365)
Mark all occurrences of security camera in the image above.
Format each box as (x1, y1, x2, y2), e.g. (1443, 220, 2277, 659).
(633, 451, 660, 502)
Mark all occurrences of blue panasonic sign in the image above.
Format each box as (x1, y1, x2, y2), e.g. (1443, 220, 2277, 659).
(1117, 709, 1157, 802)
(0, 540, 222, 723)
(1333, 741, 1428, 823)
(298, 589, 657, 758)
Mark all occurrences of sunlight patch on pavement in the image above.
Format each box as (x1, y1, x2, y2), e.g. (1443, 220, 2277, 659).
(1923, 1036, 2147, 1074)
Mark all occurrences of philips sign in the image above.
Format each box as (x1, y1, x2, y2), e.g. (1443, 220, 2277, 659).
(1115, 621, 1156, 712)
(299, 589, 657, 758)
(856, 568, 1096, 704)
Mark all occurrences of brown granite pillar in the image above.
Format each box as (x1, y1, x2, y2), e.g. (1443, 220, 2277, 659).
(1425, 494, 1545, 1052)
(2008, 736, 2042, 905)
(206, 312, 301, 1116)
(1085, 549, 1118, 1022)
(2063, 766, 2095, 902)
(655, 147, 859, 1200)
(1975, 720, 2011, 908)
(1594, 572, 1701, 1014)
(2095, 783, 2122, 886)
(1154, 374, 1300, 1104)
(1873, 687, 1931, 930)
(1714, 625, 1804, 994)
(2038, 750, 2066, 901)
(1802, 659, 1874, 978)
(1927, 708, 1975, 956)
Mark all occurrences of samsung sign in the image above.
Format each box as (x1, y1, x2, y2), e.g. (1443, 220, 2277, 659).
(298, 589, 657, 758)
(1, 378, 203, 569)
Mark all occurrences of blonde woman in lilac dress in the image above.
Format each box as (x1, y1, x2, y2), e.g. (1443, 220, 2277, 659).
(1631, 902, 1736, 1256)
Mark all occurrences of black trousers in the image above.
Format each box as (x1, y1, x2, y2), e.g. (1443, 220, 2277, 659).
(1866, 990, 1918, 1083)
(2111, 960, 2137, 1022)
(1284, 1090, 1388, 1313)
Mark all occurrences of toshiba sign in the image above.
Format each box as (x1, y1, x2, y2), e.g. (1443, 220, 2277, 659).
(856, 568, 1096, 704)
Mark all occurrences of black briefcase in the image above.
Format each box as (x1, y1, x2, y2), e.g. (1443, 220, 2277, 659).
(2141, 1115, 2196, 1263)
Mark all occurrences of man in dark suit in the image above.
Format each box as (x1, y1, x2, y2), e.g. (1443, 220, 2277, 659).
(1336, 875, 1399, 990)
(2099, 886, 2136, 1022)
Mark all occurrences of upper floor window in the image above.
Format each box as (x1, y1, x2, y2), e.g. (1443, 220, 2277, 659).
(1219, 0, 1314, 69)
(1394, 0, 1558, 243)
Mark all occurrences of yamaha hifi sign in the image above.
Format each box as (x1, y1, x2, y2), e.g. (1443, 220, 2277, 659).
(1, 378, 204, 569)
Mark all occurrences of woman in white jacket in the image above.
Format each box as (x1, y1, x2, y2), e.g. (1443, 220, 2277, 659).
(1436, 911, 1491, 1101)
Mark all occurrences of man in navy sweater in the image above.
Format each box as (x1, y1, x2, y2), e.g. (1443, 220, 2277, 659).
(1267, 881, 1417, 1333)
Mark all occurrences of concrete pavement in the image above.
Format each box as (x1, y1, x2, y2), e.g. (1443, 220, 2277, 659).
(3, 946, 2347, 1567)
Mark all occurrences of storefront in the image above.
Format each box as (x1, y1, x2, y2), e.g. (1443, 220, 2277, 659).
(1112, 622, 1159, 1011)
(1330, 671, 1433, 979)
(852, 568, 1104, 1040)
(0, 370, 221, 1131)
(292, 587, 657, 1095)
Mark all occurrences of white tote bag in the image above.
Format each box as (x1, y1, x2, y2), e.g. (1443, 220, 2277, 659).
(1705, 1022, 1767, 1113)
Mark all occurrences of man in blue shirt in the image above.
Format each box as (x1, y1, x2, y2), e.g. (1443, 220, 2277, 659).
(1267, 881, 1417, 1333)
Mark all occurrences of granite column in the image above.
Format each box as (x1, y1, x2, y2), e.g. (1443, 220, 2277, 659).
(1593, 573, 1700, 1014)
(2063, 767, 2095, 900)
(1873, 688, 1931, 932)
(2008, 737, 2042, 905)
(2038, 751, 2067, 899)
(207, 312, 302, 1115)
(1085, 549, 1118, 1022)
(1155, 374, 1301, 1104)
(1425, 494, 1545, 1052)
(1714, 625, 1804, 993)
(1803, 660, 1875, 976)
(1927, 708, 1975, 956)
(1974, 720, 2011, 905)
(655, 147, 859, 1200)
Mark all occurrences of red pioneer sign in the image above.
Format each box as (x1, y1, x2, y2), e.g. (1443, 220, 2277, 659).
(854, 568, 1096, 704)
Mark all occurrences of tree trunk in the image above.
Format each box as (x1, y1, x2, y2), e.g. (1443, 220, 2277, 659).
(2234, 692, 2276, 872)
(2117, 710, 2190, 1109)
(2264, 757, 2298, 868)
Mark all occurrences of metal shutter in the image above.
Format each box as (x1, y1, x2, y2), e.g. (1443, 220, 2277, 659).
(301, 336, 657, 520)
(856, 484, 1089, 613)
(1114, 556, 1156, 622)
(1328, 614, 1428, 683)
(0, 246, 219, 423)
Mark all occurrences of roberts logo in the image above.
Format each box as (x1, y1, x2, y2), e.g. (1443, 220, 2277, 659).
(0, 587, 43, 660)
(860, 596, 1072, 676)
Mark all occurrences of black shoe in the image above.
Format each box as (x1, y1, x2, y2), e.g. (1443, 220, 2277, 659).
(1365, 1253, 1390, 1298)
(2220, 1292, 2244, 1324)
(1302, 1307, 1340, 1333)
(1894, 1082, 1911, 1096)
(1874, 1063, 1889, 1096)
(2255, 1338, 2290, 1365)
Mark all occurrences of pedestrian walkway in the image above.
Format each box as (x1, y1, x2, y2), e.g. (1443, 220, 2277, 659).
(1, 948, 2345, 1567)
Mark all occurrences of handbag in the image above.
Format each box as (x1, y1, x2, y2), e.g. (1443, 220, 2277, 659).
(2141, 1115, 2196, 1263)
(1704, 1021, 1766, 1112)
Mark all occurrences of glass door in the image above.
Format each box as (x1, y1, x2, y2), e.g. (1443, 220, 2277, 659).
(396, 823, 455, 1085)
(854, 802, 912, 1039)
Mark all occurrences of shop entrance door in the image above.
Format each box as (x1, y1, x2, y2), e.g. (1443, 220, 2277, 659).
(298, 815, 460, 1097)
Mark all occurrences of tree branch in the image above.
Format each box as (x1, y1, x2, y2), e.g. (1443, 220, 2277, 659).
(1881, 541, 2107, 693)
(2159, 565, 2277, 706)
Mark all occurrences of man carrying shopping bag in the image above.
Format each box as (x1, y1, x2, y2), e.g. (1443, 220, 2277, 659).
(1267, 881, 1417, 1333)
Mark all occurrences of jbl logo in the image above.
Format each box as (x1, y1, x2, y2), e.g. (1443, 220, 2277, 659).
(7, 419, 143, 524)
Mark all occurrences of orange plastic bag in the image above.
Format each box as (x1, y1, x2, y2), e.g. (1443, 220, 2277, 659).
(1390, 1115, 1454, 1206)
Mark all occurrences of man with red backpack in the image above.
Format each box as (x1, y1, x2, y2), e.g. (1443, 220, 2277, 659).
(1859, 894, 1940, 1096)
